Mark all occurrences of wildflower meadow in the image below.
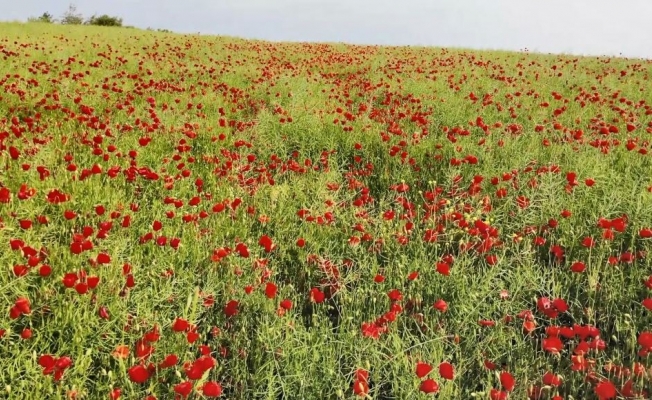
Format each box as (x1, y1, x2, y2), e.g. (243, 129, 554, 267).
(1, 22, 652, 399)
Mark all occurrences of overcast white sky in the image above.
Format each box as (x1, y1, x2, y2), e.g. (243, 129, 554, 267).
(2, 0, 651, 58)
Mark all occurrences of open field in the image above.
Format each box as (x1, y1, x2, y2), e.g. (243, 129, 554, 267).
(2, 22, 652, 399)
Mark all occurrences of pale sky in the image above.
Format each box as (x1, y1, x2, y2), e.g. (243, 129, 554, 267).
(2, 0, 652, 59)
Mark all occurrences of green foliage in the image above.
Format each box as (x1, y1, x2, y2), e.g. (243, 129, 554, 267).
(59, 4, 83, 25)
(27, 12, 55, 23)
(146, 27, 172, 33)
(86, 14, 123, 27)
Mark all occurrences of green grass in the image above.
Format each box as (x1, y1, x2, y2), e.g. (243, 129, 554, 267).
(1, 21, 652, 399)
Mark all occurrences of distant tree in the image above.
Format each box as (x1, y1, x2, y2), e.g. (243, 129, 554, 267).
(60, 4, 84, 25)
(28, 12, 55, 23)
(145, 27, 171, 33)
(86, 14, 123, 27)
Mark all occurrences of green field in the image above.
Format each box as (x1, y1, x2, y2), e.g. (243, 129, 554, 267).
(1, 22, 652, 399)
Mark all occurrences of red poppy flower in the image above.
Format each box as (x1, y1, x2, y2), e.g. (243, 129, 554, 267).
(594, 380, 616, 399)
(97, 252, 111, 264)
(355, 369, 369, 383)
(224, 300, 239, 317)
(490, 389, 508, 400)
(265, 282, 277, 299)
(134, 341, 154, 360)
(258, 235, 275, 252)
(571, 261, 586, 273)
(485, 254, 498, 265)
(515, 314, 533, 331)
(202, 381, 223, 397)
(439, 362, 454, 380)
(159, 354, 178, 369)
(639, 332, 652, 350)
(352, 369, 369, 397)
(174, 381, 193, 397)
(542, 336, 564, 354)
(436, 262, 450, 276)
(14, 297, 31, 314)
(19, 328, 32, 340)
(0, 187, 11, 203)
(46, 189, 70, 204)
(109, 388, 121, 400)
(387, 289, 402, 302)
(280, 299, 293, 310)
(352, 379, 369, 397)
(19, 220, 33, 229)
(516, 196, 530, 208)
(127, 364, 150, 384)
(419, 378, 439, 394)
(542, 372, 562, 387)
(415, 362, 433, 378)
(172, 318, 190, 332)
(643, 299, 652, 310)
(500, 371, 515, 391)
(186, 330, 200, 344)
(39, 354, 72, 381)
(391, 182, 409, 193)
(361, 322, 381, 339)
(433, 299, 448, 312)
(310, 287, 325, 303)
(482, 359, 497, 370)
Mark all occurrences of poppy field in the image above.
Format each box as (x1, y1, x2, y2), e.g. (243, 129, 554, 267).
(2, 22, 652, 399)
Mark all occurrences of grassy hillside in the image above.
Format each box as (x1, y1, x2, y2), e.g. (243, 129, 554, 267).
(1, 21, 652, 399)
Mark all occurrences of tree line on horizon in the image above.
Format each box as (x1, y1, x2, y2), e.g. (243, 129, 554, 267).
(27, 4, 172, 32)
(28, 4, 124, 28)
